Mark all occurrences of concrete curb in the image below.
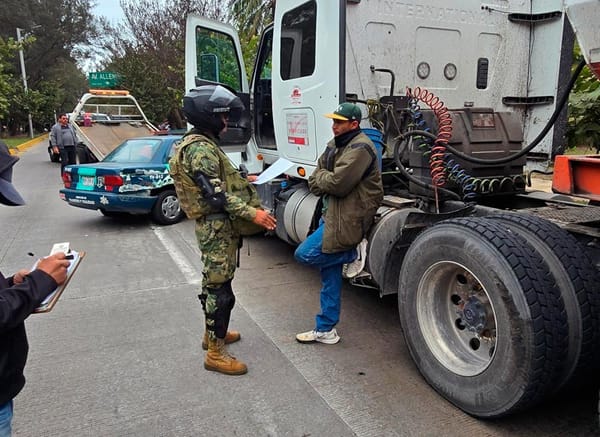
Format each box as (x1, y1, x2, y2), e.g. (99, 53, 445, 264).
(8, 133, 49, 155)
(17, 133, 49, 151)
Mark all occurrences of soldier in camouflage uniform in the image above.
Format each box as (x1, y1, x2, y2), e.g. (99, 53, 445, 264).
(170, 86, 276, 375)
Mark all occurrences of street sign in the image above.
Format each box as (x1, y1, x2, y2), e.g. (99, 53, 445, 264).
(88, 72, 120, 88)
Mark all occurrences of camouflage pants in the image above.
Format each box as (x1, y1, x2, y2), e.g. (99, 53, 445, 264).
(195, 218, 239, 341)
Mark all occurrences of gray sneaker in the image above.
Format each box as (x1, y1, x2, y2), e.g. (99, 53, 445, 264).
(296, 328, 340, 344)
(343, 238, 368, 278)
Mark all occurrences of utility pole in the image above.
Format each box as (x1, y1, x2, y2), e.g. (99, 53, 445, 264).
(16, 27, 34, 139)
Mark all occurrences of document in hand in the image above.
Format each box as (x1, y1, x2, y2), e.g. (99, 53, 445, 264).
(34, 248, 85, 313)
(251, 158, 294, 185)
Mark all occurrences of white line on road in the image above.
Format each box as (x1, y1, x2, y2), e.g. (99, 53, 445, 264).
(152, 226, 201, 285)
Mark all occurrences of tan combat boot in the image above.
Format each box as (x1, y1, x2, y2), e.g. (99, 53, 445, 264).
(204, 338, 248, 375)
(202, 330, 241, 350)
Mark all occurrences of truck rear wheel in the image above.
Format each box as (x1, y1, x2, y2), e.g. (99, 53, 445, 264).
(398, 217, 568, 418)
(487, 213, 600, 390)
(76, 143, 98, 164)
(76, 144, 89, 164)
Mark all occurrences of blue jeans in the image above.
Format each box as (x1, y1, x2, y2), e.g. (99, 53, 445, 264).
(0, 400, 13, 437)
(294, 221, 356, 332)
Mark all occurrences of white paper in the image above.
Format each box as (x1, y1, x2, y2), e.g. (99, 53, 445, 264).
(35, 249, 81, 308)
(252, 158, 294, 185)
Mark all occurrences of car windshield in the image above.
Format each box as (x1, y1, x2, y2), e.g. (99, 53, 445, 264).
(103, 139, 162, 163)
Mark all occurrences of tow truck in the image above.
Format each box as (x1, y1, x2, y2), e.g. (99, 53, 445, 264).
(49, 89, 158, 164)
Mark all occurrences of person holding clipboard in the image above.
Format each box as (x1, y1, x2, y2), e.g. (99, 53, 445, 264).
(0, 141, 70, 436)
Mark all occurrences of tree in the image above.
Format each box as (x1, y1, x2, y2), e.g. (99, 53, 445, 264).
(567, 44, 600, 152)
(97, 0, 228, 128)
(0, 0, 101, 88)
(228, 0, 274, 38)
(228, 0, 274, 77)
(0, 0, 100, 135)
(0, 38, 17, 124)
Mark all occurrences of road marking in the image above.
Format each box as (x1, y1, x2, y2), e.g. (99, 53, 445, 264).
(152, 226, 201, 285)
(154, 228, 387, 435)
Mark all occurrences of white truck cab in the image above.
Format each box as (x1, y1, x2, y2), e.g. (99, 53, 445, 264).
(185, 0, 600, 420)
(185, 0, 592, 174)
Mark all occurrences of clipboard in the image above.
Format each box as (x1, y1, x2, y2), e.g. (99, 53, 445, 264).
(33, 250, 86, 313)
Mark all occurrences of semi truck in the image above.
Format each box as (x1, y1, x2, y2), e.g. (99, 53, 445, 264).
(48, 89, 158, 163)
(185, 0, 600, 418)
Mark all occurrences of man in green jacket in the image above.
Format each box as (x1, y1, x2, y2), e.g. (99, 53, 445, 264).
(295, 102, 384, 344)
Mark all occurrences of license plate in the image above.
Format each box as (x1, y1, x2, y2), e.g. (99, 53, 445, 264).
(81, 176, 95, 186)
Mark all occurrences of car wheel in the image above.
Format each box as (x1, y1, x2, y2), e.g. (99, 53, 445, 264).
(48, 147, 60, 162)
(151, 189, 185, 225)
(398, 217, 568, 418)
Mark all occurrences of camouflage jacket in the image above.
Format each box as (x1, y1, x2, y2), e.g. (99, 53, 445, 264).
(169, 132, 258, 222)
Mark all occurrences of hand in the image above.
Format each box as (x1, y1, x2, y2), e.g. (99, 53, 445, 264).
(36, 253, 70, 285)
(52, 146, 59, 154)
(247, 174, 258, 182)
(13, 269, 30, 284)
(253, 209, 276, 231)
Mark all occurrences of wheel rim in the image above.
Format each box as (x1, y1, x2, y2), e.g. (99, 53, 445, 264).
(161, 194, 180, 220)
(416, 261, 497, 376)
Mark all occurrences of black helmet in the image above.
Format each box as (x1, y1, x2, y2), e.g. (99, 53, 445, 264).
(182, 85, 244, 135)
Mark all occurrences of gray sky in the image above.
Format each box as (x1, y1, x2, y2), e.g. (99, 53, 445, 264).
(93, 0, 125, 25)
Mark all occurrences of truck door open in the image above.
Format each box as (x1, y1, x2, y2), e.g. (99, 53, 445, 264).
(252, 26, 276, 151)
(185, 14, 251, 151)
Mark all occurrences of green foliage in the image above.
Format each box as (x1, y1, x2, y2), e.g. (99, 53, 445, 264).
(196, 29, 242, 91)
(0, 38, 17, 120)
(3, 137, 38, 148)
(0, 0, 275, 135)
(228, 0, 274, 78)
(98, 0, 229, 128)
(567, 45, 600, 152)
(0, 0, 100, 135)
(109, 51, 176, 126)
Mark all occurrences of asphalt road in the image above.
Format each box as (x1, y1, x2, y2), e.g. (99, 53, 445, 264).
(0, 141, 598, 436)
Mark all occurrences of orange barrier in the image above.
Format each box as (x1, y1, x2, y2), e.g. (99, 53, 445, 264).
(553, 155, 600, 202)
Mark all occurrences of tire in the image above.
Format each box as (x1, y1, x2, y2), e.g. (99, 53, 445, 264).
(151, 189, 185, 225)
(48, 147, 60, 162)
(76, 144, 91, 164)
(398, 217, 568, 418)
(487, 213, 600, 390)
